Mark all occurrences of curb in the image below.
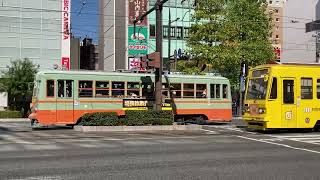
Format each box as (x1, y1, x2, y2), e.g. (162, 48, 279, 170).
(0, 118, 28, 122)
(74, 124, 202, 132)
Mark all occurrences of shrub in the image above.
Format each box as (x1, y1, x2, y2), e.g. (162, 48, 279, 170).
(78, 110, 174, 126)
(0, 111, 22, 118)
(125, 110, 173, 126)
(78, 112, 120, 126)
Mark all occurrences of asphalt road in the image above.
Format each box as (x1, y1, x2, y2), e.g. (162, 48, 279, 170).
(0, 120, 320, 180)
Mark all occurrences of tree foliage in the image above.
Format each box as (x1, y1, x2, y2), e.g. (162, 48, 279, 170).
(186, 0, 275, 87)
(0, 58, 38, 116)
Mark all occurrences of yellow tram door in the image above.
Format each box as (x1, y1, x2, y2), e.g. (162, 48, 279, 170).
(281, 78, 297, 128)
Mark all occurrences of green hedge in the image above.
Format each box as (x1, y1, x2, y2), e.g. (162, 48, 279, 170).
(125, 110, 173, 126)
(0, 111, 23, 118)
(78, 110, 173, 126)
(78, 112, 121, 126)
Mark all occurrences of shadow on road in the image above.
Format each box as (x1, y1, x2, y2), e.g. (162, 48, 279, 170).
(32, 126, 74, 131)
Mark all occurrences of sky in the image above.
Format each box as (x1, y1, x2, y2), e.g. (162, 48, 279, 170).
(71, 0, 99, 44)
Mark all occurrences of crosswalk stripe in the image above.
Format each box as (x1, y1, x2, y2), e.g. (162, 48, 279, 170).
(0, 134, 35, 144)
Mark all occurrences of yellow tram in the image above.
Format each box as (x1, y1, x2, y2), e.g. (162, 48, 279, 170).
(243, 63, 320, 130)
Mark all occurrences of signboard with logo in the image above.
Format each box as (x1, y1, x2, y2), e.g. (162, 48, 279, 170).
(61, 0, 71, 70)
(128, 57, 146, 70)
(128, 26, 148, 55)
(128, 0, 148, 26)
(274, 46, 281, 61)
(123, 98, 172, 110)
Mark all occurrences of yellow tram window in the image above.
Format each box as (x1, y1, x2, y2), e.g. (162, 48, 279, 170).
(269, 78, 277, 99)
(301, 78, 312, 99)
(317, 79, 320, 99)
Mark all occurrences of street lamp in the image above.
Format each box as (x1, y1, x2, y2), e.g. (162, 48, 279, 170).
(168, 8, 180, 72)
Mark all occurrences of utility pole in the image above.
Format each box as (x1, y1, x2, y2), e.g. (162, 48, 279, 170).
(133, 0, 168, 111)
(168, 8, 171, 72)
(155, 0, 163, 111)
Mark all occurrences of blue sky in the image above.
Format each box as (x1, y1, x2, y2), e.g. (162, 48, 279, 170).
(71, 0, 99, 43)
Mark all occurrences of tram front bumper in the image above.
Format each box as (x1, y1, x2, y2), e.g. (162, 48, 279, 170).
(244, 118, 269, 130)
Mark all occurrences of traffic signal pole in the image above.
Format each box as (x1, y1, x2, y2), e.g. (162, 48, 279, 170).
(133, 0, 168, 111)
(155, 0, 163, 110)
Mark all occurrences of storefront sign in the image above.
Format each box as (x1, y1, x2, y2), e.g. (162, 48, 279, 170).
(128, 26, 148, 55)
(128, 0, 148, 26)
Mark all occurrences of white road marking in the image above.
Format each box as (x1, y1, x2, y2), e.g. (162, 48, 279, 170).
(238, 135, 320, 154)
(0, 134, 35, 144)
(269, 134, 320, 145)
(202, 129, 218, 134)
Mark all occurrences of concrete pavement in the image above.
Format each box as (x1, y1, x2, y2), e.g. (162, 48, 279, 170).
(1, 120, 320, 179)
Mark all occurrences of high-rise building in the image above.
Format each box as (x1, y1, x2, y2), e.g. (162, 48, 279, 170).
(80, 38, 99, 70)
(0, 0, 71, 71)
(267, 0, 285, 61)
(281, 0, 318, 63)
(99, 0, 193, 71)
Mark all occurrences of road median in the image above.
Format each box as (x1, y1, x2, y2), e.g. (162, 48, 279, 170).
(74, 124, 202, 132)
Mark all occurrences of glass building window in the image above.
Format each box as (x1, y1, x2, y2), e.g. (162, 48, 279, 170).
(163, 26, 168, 38)
(150, 25, 155, 37)
(183, 28, 189, 39)
(170, 27, 175, 38)
(176, 27, 183, 39)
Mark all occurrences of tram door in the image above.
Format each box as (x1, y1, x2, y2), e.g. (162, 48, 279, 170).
(281, 78, 297, 128)
(56, 80, 74, 124)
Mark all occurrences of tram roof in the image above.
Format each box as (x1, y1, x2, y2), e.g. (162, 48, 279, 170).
(254, 62, 320, 69)
(37, 70, 228, 80)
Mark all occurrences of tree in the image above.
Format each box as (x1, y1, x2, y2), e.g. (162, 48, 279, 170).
(186, 0, 226, 74)
(0, 58, 38, 116)
(186, 0, 274, 87)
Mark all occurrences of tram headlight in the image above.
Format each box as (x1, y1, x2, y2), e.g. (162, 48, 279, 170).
(258, 108, 266, 114)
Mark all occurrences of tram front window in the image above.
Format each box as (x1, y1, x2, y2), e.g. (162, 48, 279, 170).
(246, 78, 268, 100)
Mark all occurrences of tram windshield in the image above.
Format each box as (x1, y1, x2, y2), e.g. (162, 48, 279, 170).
(246, 69, 269, 100)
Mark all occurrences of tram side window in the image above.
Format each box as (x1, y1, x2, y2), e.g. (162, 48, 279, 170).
(127, 82, 140, 97)
(170, 83, 182, 98)
(223, 84, 228, 99)
(58, 80, 64, 97)
(162, 83, 169, 98)
(317, 79, 320, 99)
(112, 82, 125, 97)
(183, 84, 194, 98)
(301, 78, 312, 99)
(79, 81, 93, 97)
(96, 81, 109, 97)
(46, 80, 55, 97)
(283, 80, 294, 104)
(196, 84, 207, 98)
(66, 80, 72, 98)
(269, 78, 277, 99)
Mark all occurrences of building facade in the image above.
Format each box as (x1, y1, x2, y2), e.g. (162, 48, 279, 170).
(267, 0, 285, 61)
(80, 38, 99, 70)
(281, 0, 318, 63)
(0, 0, 71, 71)
(99, 0, 193, 71)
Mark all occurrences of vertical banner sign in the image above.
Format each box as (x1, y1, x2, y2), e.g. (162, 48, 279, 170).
(128, 26, 148, 55)
(61, 0, 71, 70)
(128, 0, 148, 25)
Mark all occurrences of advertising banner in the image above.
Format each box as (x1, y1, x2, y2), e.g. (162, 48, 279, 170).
(128, 0, 148, 26)
(128, 26, 148, 55)
(61, 0, 71, 70)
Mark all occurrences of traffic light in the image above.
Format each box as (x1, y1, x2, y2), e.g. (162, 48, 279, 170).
(140, 52, 160, 69)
